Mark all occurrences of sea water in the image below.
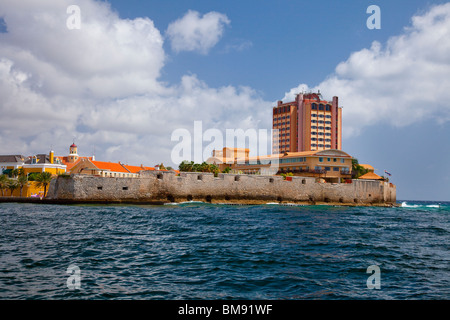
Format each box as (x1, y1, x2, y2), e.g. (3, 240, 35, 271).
(0, 200, 448, 299)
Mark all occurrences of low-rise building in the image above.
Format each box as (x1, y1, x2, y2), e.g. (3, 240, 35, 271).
(70, 159, 156, 178)
(207, 149, 353, 183)
(0, 155, 26, 174)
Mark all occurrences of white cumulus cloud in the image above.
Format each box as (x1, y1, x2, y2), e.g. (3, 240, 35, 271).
(166, 10, 230, 54)
(0, 0, 268, 166)
(284, 3, 450, 137)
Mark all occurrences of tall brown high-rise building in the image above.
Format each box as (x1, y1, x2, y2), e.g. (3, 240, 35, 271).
(272, 92, 342, 154)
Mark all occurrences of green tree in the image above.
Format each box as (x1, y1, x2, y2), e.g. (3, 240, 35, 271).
(222, 166, 231, 174)
(35, 172, 53, 197)
(27, 172, 40, 181)
(179, 161, 194, 172)
(0, 174, 8, 197)
(10, 168, 19, 178)
(351, 158, 369, 179)
(17, 175, 29, 197)
(8, 179, 19, 196)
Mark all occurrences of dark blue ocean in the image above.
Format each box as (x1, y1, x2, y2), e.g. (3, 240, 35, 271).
(0, 200, 448, 300)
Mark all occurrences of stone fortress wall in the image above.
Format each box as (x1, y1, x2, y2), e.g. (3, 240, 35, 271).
(46, 171, 397, 206)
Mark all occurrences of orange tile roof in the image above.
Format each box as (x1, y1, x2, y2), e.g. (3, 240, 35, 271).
(122, 165, 156, 173)
(90, 161, 130, 173)
(57, 156, 93, 173)
(359, 172, 383, 180)
(360, 164, 374, 171)
(122, 165, 144, 173)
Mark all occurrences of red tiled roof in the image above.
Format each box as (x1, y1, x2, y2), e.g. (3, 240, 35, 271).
(122, 165, 155, 173)
(90, 161, 130, 173)
(359, 172, 383, 180)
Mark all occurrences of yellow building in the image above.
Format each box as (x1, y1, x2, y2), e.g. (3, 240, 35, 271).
(208, 147, 250, 171)
(208, 149, 353, 183)
(1, 151, 66, 198)
(21, 152, 67, 176)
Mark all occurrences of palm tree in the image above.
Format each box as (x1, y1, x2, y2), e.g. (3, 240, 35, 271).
(0, 174, 8, 197)
(351, 158, 369, 179)
(35, 172, 53, 197)
(8, 179, 19, 196)
(17, 174, 29, 197)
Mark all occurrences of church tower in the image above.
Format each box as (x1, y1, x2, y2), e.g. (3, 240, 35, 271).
(68, 143, 79, 163)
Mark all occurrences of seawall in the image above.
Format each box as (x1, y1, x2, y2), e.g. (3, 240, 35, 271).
(46, 171, 397, 206)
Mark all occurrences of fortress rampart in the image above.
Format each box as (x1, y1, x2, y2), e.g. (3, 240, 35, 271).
(46, 171, 397, 206)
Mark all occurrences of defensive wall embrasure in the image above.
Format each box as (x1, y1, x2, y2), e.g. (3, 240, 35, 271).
(46, 171, 397, 206)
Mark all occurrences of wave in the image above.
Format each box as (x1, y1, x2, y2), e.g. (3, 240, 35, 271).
(401, 201, 443, 208)
(164, 201, 205, 206)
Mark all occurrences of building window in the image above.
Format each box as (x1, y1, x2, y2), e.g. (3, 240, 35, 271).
(311, 126, 317, 130)
(312, 103, 317, 110)
(326, 105, 331, 111)
(319, 157, 323, 162)
(333, 167, 339, 171)
(319, 144, 324, 147)
(318, 120, 324, 124)
(319, 104, 324, 111)
(327, 158, 331, 161)
(311, 114, 317, 117)
(311, 132, 317, 135)
(325, 145, 331, 148)
(311, 120, 317, 123)
(311, 138, 317, 141)
(325, 167, 331, 171)
(341, 159, 345, 163)
(333, 158, 337, 162)
(311, 144, 317, 147)
(325, 127, 331, 131)
(326, 115, 331, 119)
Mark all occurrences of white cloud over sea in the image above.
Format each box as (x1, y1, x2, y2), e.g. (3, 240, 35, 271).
(284, 3, 450, 137)
(1, 0, 450, 167)
(0, 0, 268, 166)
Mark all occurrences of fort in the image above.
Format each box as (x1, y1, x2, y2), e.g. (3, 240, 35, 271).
(45, 171, 396, 206)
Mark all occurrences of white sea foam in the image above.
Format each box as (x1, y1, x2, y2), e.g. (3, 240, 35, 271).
(401, 202, 441, 208)
(401, 202, 419, 208)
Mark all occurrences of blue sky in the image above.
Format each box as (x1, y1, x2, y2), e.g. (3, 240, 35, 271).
(0, 0, 449, 201)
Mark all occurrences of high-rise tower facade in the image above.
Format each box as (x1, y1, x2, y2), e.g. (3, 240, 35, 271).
(272, 92, 342, 154)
